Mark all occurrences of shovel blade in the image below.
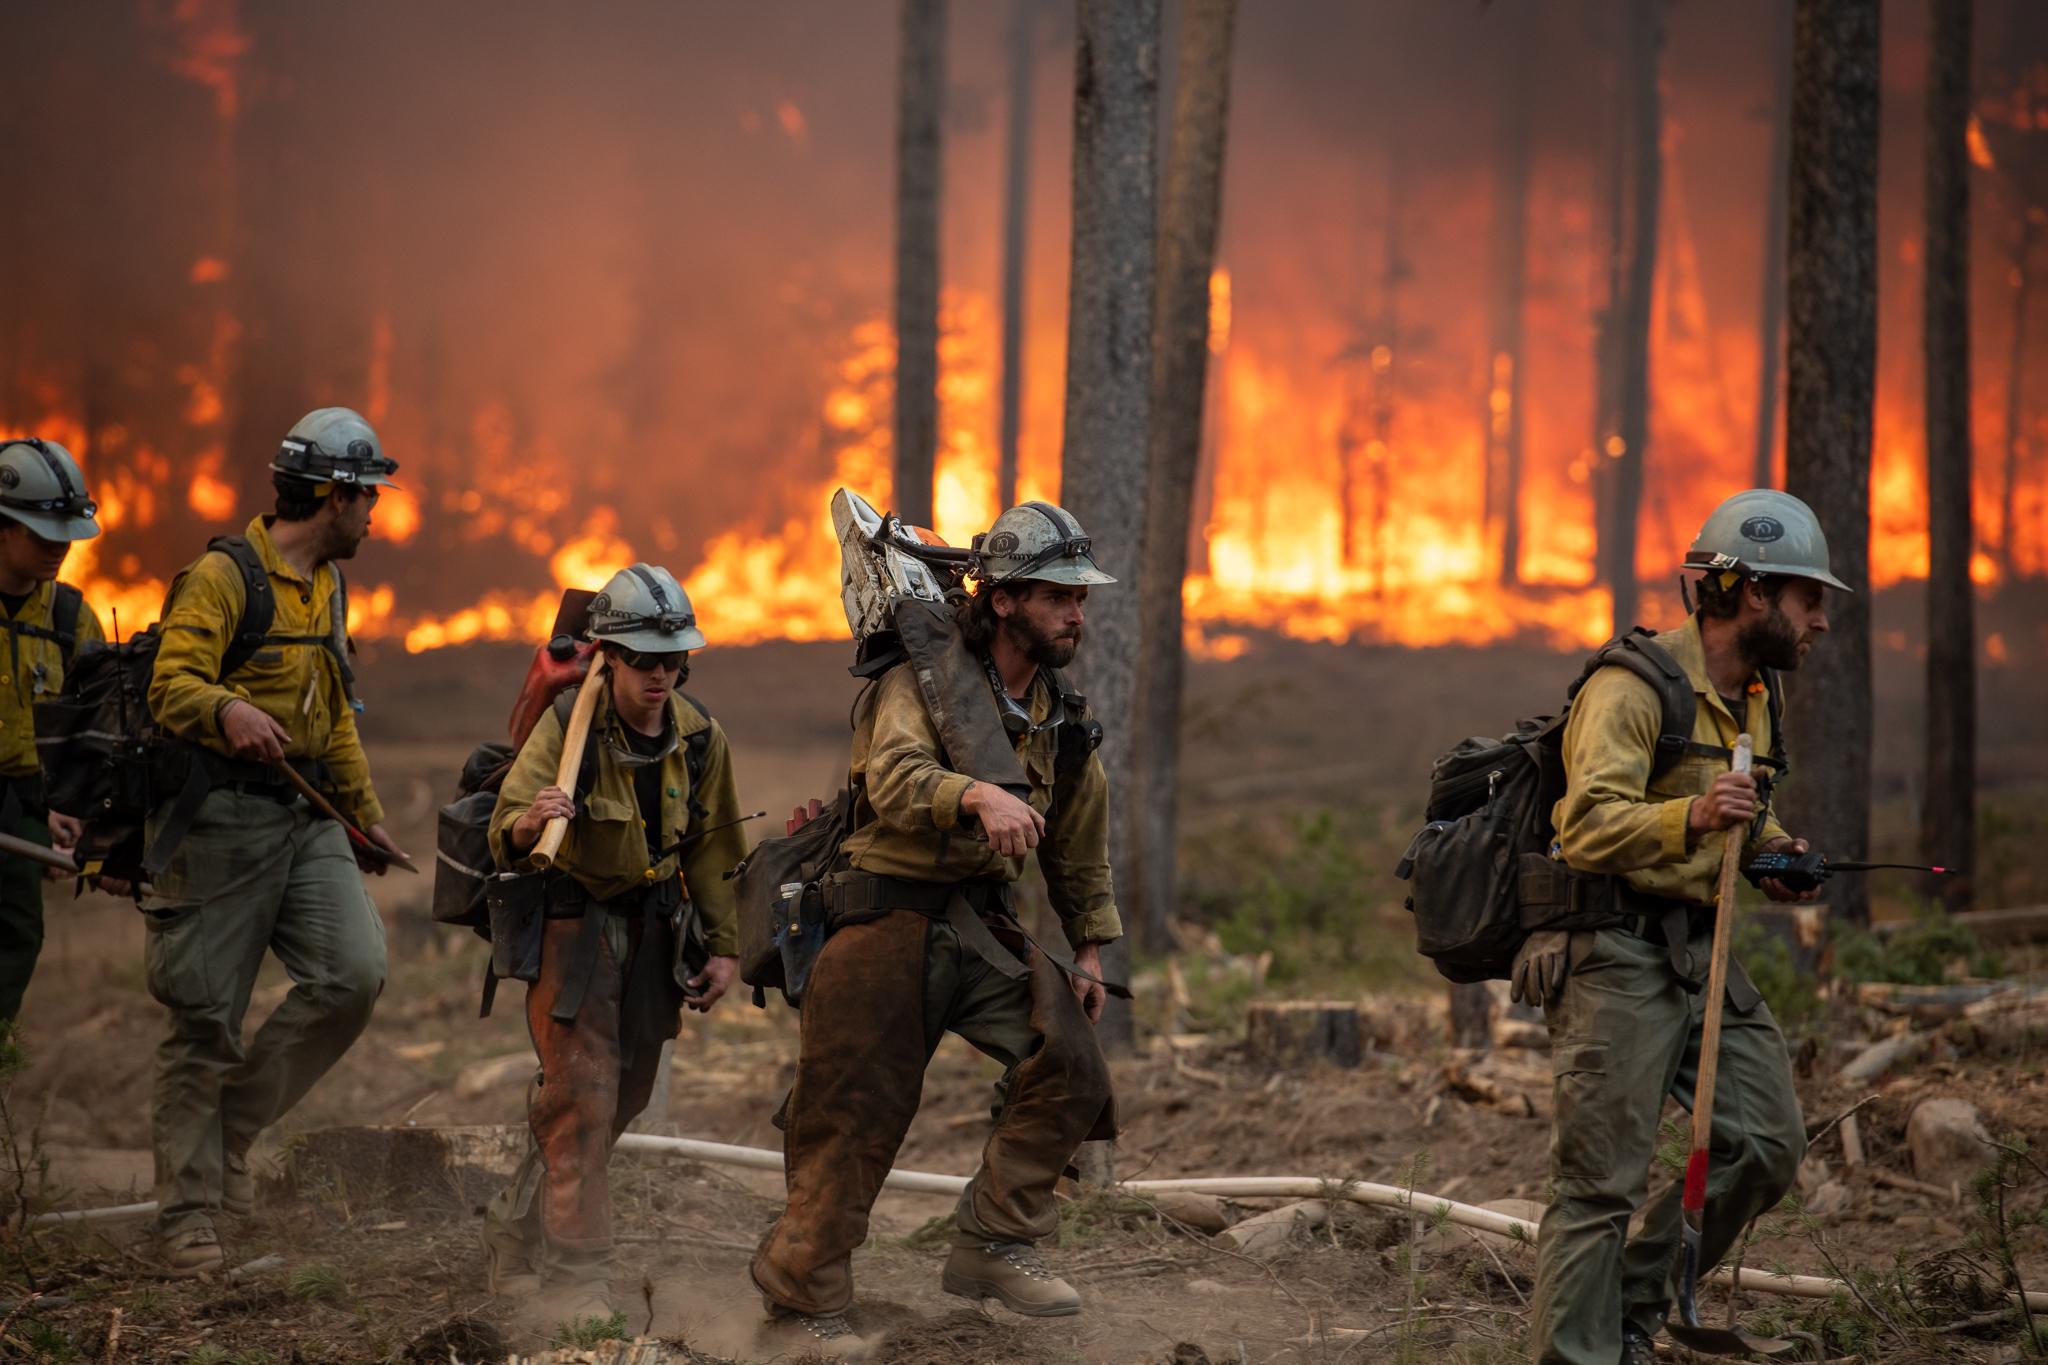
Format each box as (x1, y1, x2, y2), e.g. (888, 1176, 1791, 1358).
(1664, 1321, 1799, 1358)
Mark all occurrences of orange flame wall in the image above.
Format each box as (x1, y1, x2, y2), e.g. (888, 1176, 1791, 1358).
(2, 1, 2043, 661)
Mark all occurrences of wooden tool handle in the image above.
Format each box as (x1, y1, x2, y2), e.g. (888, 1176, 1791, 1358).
(274, 762, 421, 875)
(1685, 732, 1753, 1213)
(531, 654, 607, 870)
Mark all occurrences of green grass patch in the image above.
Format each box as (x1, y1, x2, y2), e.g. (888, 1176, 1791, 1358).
(553, 1311, 629, 1348)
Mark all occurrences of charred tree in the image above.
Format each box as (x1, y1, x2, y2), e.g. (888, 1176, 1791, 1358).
(1485, 2, 1533, 585)
(1785, 0, 1880, 927)
(1753, 1, 1795, 489)
(1922, 0, 1975, 911)
(1060, 0, 1161, 1052)
(997, 0, 1041, 514)
(894, 0, 945, 530)
(1606, 0, 1665, 634)
(1999, 211, 2039, 581)
(1133, 0, 1236, 957)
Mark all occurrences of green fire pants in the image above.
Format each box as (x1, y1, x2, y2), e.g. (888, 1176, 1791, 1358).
(142, 789, 387, 1236)
(1528, 924, 1806, 1365)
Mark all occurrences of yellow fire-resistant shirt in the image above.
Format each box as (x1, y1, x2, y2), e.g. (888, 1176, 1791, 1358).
(489, 685, 747, 957)
(0, 580, 104, 778)
(1553, 615, 1791, 906)
(839, 661, 1123, 950)
(148, 516, 383, 827)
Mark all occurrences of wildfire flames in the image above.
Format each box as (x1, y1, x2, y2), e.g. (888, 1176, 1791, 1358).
(6, 3, 2043, 667)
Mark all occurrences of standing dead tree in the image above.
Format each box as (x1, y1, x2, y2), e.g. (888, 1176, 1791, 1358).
(1060, 0, 1161, 1053)
(997, 0, 1043, 514)
(894, 0, 945, 530)
(1484, 1, 1533, 586)
(1753, 1, 1796, 489)
(1921, 0, 1975, 911)
(1603, 0, 1666, 635)
(1133, 0, 1236, 957)
(1785, 0, 1880, 927)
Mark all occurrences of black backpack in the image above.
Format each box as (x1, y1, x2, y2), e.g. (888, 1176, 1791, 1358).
(1393, 629, 1784, 984)
(34, 536, 352, 876)
(430, 686, 713, 936)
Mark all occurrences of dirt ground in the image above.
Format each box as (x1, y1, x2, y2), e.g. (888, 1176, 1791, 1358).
(5, 594, 2047, 1363)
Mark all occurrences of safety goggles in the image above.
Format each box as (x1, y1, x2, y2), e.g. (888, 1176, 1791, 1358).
(0, 490, 96, 519)
(608, 645, 689, 672)
(1001, 534, 1093, 581)
(982, 656, 1064, 739)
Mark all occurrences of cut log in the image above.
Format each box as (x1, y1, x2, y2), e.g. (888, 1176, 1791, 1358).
(1212, 1199, 1327, 1260)
(285, 1124, 528, 1216)
(1245, 1002, 1362, 1069)
(1145, 1190, 1238, 1235)
(1838, 1030, 1928, 1083)
(1873, 905, 2048, 947)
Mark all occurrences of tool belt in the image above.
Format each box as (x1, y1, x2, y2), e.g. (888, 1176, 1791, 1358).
(481, 868, 694, 1022)
(1518, 853, 1716, 991)
(143, 748, 335, 875)
(822, 869, 1130, 1000)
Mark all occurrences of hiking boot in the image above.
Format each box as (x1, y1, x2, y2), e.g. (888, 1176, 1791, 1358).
(1619, 1323, 1658, 1365)
(760, 1303, 868, 1360)
(941, 1240, 1082, 1317)
(481, 1222, 543, 1297)
(222, 1151, 254, 1217)
(158, 1225, 224, 1278)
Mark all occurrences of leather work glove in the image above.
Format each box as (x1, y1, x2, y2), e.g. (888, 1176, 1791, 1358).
(1510, 930, 1572, 1008)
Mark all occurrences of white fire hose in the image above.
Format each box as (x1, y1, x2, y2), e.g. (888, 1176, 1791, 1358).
(33, 1133, 2048, 1313)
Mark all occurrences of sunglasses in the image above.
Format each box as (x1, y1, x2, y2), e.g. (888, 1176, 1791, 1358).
(336, 483, 381, 503)
(610, 646, 688, 672)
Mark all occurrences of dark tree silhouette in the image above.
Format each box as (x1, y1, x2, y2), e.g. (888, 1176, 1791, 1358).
(893, 0, 945, 530)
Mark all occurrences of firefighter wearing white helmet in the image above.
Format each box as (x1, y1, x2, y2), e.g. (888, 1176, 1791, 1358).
(482, 563, 745, 1317)
(1522, 485, 1841, 1364)
(0, 438, 107, 1023)
(141, 406, 407, 1278)
(752, 503, 1121, 1348)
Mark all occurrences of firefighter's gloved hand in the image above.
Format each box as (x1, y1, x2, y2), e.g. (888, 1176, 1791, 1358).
(1510, 930, 1571, 1008)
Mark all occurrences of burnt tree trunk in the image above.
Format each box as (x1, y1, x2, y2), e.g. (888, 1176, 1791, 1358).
(1921, 0, 1975, 911)
(997, 0, 1041, 513)
(1607, 0, 1665, 635)
(1785, 0, 1880, 927)
(1753, 1, 1795, 489)
(1060, 0, 1160, 1053)
(1133, 0, 1236, 957)
(893, 0, 945, 530)
(1999, 212, 2038, 581)
(1486, 2, 1533, 585)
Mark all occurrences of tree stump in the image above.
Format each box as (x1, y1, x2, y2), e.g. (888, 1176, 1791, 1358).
(1246, 1002, 1362, 1069)
(1448, 982, 1495, 1050)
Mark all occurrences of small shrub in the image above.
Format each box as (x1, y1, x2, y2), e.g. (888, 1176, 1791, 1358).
(286, 1263, 350, 1306)
(555, 1312, 629, 1348)
(1832, 905, 2000, 986)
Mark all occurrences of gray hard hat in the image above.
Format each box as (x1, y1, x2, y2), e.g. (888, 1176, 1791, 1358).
(586, 564, 707, 653)
(1683, 488, 1852, 593)
(0, 438, 101, 542)
(971, 502, 1116, 586)
(271, 407, 401, 489)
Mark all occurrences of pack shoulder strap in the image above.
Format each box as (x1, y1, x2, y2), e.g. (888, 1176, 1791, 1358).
(677, 691, 713, 791)
(1571, 629, 1783, 779)
(205, 536, 277, 682)
(1043, 666, 1104, 779)
(0, 582, 85, 654)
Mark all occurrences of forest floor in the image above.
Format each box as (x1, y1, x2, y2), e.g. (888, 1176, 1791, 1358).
(4, 587, 2046, 1363)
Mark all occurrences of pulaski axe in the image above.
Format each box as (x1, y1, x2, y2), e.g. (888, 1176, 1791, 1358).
(1666, 732, 1794, 1358)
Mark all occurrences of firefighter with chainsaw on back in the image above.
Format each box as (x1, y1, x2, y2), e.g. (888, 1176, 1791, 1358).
(143, 407, 407, 1276)
(0, 437, 105, 1021)
(751, 502, 1123, 1356)
(481, 565, 748, 1319)
(1521, 490, 1841, 1365)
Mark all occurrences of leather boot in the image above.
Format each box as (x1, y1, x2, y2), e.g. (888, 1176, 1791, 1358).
(941, 1240, 1081, 1317)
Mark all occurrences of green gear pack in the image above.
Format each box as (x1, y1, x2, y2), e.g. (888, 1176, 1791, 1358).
(1393, 628, 1785, 984)
(33, 536, 354, 878)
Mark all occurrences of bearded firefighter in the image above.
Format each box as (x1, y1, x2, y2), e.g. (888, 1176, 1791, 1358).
(751, 502, 1124, 1355)
(1520, 489, 1839, 1364)
(482, 564, 748, 1319)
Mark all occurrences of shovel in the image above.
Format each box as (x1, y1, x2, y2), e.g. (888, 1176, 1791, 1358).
(1665, 733, 1795, 1358)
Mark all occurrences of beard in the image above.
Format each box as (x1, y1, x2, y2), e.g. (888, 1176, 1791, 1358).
(1005, 613, 1082, 669)
(1737, 603, 1804, 671)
